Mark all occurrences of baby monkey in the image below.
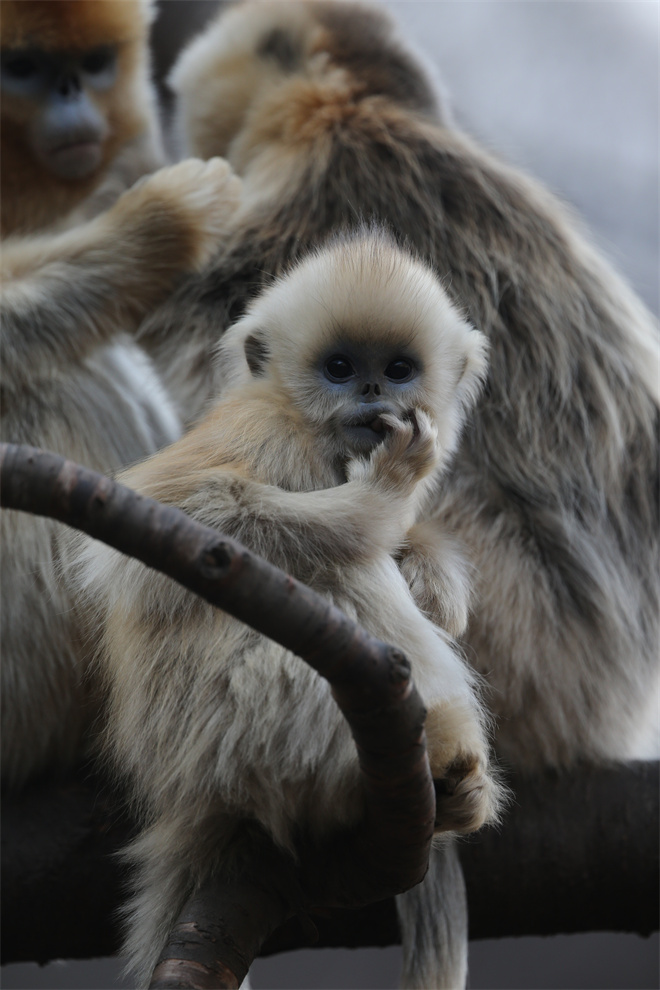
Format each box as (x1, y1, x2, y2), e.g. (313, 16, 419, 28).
(79, 233, 498, 984)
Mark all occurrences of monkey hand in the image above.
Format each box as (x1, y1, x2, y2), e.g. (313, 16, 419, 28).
(350, 409, 440, 499)
(109, 156, 242, 275)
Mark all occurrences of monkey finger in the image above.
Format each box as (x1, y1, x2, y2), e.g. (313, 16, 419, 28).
(406, 409, 420, 440)
(378, 412, 413, 444)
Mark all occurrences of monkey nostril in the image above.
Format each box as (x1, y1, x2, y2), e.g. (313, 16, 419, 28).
(58, 74, 81, 97)
(361, 382, 382, 397)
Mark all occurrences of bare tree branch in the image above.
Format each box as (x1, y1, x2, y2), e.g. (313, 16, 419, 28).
(149, 833, 304, 990)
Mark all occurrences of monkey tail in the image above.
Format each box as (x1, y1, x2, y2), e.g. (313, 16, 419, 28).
(396, 837, 468, 990)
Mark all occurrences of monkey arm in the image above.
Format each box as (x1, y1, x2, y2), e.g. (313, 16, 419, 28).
(174, 471, 412, 579)
(0, 219, 161, 386)
(122, 412, 438, 579)
(398, 520, 474, 638)
(0, 158, 241, 391)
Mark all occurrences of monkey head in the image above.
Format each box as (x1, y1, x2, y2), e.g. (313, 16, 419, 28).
(1, 0, 157, 199)
(218, 233, 488, 472)
(168, 1, 441, 168)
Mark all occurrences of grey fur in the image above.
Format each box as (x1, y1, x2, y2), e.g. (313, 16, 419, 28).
(0, 158, 242, 785)
(141, 5, 659, 982)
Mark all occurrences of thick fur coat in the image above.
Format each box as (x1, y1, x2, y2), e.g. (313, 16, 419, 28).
(2, 160, 241, 785)
(78, 234, 500, 983)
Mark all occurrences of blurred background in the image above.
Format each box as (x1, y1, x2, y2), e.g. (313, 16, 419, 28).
(2, 1, 658, 988)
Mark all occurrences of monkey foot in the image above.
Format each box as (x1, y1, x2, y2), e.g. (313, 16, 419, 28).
(433, 754, 502, 834)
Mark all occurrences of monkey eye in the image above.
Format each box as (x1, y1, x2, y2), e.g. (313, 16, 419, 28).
(385, 358, 415, 382)
(2, 53, 40, 80)
(81, 46, 115, 75)
(324, 355, 355, 382)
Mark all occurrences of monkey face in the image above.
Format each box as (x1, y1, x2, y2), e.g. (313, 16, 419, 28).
(216, 233, 488, 472)
(318, 340, 424, 455)
(0, 0, 154, 197)
(1, 46, 116, 179)
(228, 322, 430, 461)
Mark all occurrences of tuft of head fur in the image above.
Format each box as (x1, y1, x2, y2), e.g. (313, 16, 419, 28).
(168, 0, 442, 164)
(0, 0, 154, 50)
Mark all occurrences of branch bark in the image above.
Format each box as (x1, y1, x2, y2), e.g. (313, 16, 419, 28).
(0, 442, 435, 986)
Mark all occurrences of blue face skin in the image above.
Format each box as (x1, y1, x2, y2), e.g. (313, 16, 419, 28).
(320, 341, 422, 454)
(1, 46, 117, 179)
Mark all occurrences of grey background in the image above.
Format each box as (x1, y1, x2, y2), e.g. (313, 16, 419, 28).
(2, 1, 658, 988)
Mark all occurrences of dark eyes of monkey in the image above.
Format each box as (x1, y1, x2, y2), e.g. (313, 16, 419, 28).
(80, 47, 116, 76)
(2, 52, 40, 80)
(324, 356, 355, 382)
(323, 355, 416, 384)
(0, 46, 117, 93)
(1, 50, 47, 90)
(385, 359, 415, 382)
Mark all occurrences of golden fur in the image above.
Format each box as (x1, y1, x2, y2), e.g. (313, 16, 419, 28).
(77, 233, 501, 984)
(0, 0, 154, 49)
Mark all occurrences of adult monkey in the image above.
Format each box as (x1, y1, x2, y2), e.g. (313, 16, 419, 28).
(152, 0, 659, 765)
(0, 0, 243, 787)
(0, 0, 164, 236)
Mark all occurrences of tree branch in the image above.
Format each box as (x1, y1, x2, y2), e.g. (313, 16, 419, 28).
(2, 763, 657, 968)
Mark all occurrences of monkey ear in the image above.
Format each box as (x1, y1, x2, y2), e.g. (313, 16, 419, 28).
(244, 331, 270, 376)
(455, 329, 489, 409)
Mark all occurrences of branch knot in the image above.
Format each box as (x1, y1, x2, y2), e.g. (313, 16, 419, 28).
(199, 543, 232, 578)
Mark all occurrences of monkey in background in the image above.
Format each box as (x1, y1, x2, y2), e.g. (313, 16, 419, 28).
(146, 6, 658, 981)
(77, 232, 501, 986)
(0, 0, 245, 787)
(0, 0, 165, 236)
(139, 0, 659, 771)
